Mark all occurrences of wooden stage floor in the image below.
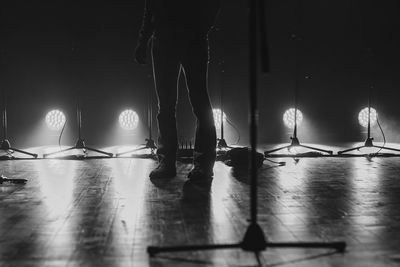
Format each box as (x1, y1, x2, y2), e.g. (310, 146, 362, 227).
(1, 145, 400, 266)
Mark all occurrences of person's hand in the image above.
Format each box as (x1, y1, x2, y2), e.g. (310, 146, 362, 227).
(134, 43, 148, 65)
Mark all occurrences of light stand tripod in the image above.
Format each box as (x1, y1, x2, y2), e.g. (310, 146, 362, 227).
(0, 91, 38, 158)
(116, 91, 157, 157)
(147, 0, 346, 258)
(43, 44, 112, 158)
(338, 86, 400, 155)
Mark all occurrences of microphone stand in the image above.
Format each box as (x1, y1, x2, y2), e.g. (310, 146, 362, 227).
(147, 0, 345, 258)
(43, 44, 113, 158)
(264, 17, 332, 156)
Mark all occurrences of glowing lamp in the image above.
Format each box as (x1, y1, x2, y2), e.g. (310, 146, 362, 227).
(119, 109, 139, 130)
(45, 110, 66, 131)
(213, 108, 227, 129)
(283, 108, 303, 129)
(358, 107, 377, 128)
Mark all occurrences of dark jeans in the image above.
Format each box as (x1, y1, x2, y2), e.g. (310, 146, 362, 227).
(151, 33, 216, 168)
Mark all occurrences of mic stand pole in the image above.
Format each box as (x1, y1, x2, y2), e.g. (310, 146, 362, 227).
(43, 44, 113, 158)
(264, 31, 332, 156)
(147, 0, 346, 258)
(216, 65, 231, 150)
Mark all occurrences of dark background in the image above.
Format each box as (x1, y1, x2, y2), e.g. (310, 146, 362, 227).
(1, 0, 400, 148)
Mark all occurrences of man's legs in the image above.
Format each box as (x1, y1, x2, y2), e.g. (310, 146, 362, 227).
(150, 38, 181, 178)
(182, 37, 217, 179)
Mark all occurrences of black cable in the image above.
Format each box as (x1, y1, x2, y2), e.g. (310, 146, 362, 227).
(58, 120, 67, 150)
(371, 116, 386, 156)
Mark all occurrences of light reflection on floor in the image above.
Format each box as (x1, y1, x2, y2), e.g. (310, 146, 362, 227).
(210, 163, 240, 243)
(349, 157, 385, 243)
(1, 144, 400, 266)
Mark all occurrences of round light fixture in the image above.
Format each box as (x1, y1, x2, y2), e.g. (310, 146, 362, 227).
(358, 107, 377, 128)
(119, 109, 139, 130)
(45, 109, 66, 131)
(283, 108, 303, 129)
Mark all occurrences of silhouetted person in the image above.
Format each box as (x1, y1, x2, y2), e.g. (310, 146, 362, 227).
(134, 0, 221, 180)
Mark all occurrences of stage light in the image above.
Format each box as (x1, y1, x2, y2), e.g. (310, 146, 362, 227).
(283, 108, 303, 129)
(213, 108, 227, 130)
(45, 110, 66, 131)
(119, 109, 139, 130)
(358, 107, 377, 128)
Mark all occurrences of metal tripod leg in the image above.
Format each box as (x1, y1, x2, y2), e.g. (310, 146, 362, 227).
(0, 140, 38, 158)
(9, 147, 38, 158)
(116, 138, 157, 157)
(148, 243, 240, 255)
(148, 223, 346, 256)
(372, 145, 400, 153)
(298, 144, 333, 154)
(148, 241, 345, 256)
(84, 146, 113, 157)
(337, 145, 366, 155)
(264, 144, 293, 155)
(43, 146, 77, 158)
(116, 146, 153, 157)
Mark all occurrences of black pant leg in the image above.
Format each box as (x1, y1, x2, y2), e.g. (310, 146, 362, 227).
(181, 37, 217, 168)
(151, 38, 181, 164)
